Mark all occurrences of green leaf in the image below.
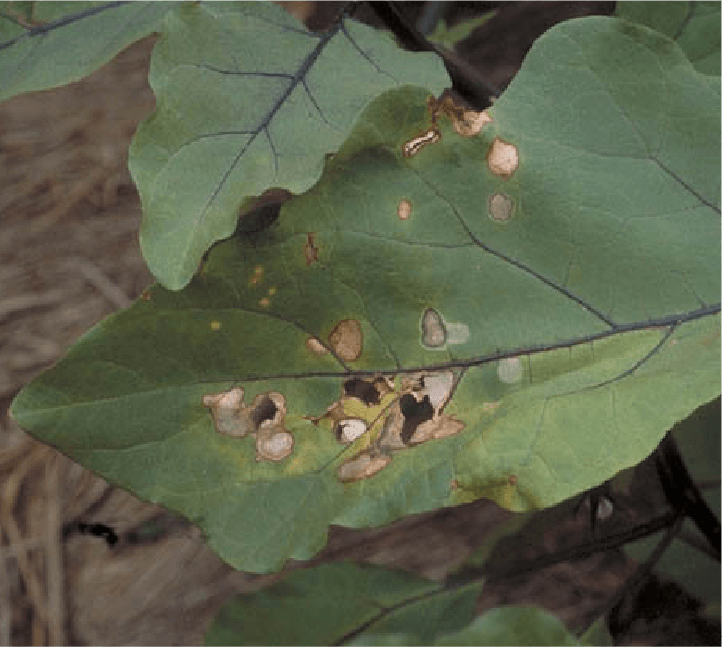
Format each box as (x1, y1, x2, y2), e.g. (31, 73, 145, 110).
(428, 12, 497, 50)
(128, 2, 450, 290)
(0, 1, 174, 103)
(204, 561, 481, 646)
(616, 1, 721, 75)
(434, 606, 580, 646)
(10, 16, 721, 573)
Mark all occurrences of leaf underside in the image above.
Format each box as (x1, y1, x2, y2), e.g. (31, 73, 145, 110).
(11, 16, 721, 573)
(128, 1, 450, 290)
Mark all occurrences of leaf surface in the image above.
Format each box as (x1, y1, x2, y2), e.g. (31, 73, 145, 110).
(205, 561, 587, 647)
(127, 1, 450, 289)
(10, 16, 721, 572)
(204, 561, 481, 646)
(0, 1, 174, 103)
(616, 1, 721, 75)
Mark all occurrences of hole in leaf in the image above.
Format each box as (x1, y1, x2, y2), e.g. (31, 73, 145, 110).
(402, 127, 441, 158)
(250, 395, 278, 429)
(336, 419, 368, 444)
(343, 377, 381, 405)
(399, 394, 434, 444)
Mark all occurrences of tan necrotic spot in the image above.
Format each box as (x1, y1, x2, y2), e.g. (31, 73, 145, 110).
(203, 387, 247, 436)
(305, 336, 328, 356)
(328, 319, 363, 361)
(421, 308, 447, 348)
(397, 199, 412, 220)
(256, 428, 294, 461)
(203, 388, 294, 461)
(402, 127, 441, 158)
(488, 193, 514, 221)
(336, 418, 368, 444)
(487, 137, 519, 179)
(337, 451, 391, 482)
(453, 109, 493, 137)
(259, 297, 271, 308)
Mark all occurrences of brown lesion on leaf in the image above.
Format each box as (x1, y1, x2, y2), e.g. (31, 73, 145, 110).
(305, 336, 329, 356)
(303, 232, 319, 266)
(337, 451, 391, 482)
(335, 370, 465, 483)
(488, 193, 514, 221)
(202, 388, 294, 461)
(402, 95, 492, 158)
(397, 199, 412, 220)
(487, 137, 519, 179)
(402, 127, 441, 158)
(453, 108, 493, 137)
(328, 319, 363, 362)
(421, 308, 447, 348)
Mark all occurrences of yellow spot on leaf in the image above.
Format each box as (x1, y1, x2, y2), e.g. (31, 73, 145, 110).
(249, 265, 263, 286)
(209, 320, 222, 331)
(259, 297, 270, 308)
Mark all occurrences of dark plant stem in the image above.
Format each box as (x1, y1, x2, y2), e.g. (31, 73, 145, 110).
(447, 510, 679, 589)
(656, 434, 721, 559)
(605, 512, 685, 636)
(366, 1, 498, 108)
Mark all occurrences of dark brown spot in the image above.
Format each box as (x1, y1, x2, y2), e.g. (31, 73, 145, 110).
(303, 232, 319, 266)
(251, 395, 278, 429)
(343, 378, 380, 405)
(399, 394, 434, 444)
